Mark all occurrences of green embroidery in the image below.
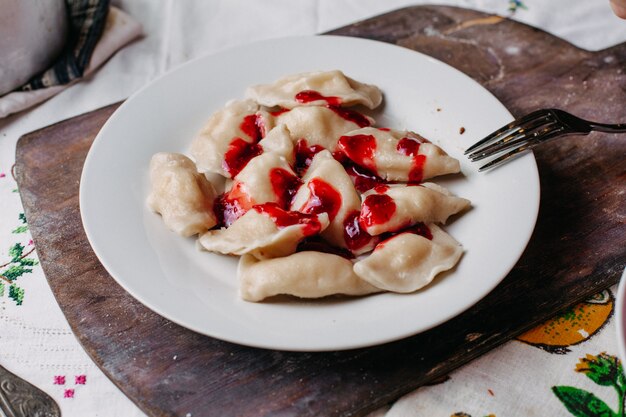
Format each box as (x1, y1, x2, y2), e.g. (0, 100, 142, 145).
(12, 213, 28, 234)
(508, 0, 528, 14)
(8, 284, 24, 306)
(553, 353, 626, 417)
(0, 214, 38, 305)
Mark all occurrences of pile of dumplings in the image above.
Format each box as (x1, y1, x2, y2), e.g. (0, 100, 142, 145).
(148, 70, 470, 302)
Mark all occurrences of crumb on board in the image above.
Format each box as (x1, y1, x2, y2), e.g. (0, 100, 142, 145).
(459, 127, 466, 134)
(436, 108, 442, 112)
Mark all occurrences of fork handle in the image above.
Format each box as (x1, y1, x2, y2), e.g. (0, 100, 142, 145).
(588, 121, 626, 133)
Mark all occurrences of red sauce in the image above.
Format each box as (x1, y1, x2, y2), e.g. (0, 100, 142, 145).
(375, 222, 432, 250)
(239, 114, 265, 142)
(295, 90, 342, 107)
(336, 134, 377, 173)
(373, 184, 390, 194)
(397, 137, 421, 157)
(378, 127, 391, 131)
(269, 167, 302, 209)
(222, 138, 263, 177)
(270, 108, 290, 117)
(328, 106, 371, 128)
(294, 90, 370, 127)
(213, 182, 254, 227)
(343, 210, 374, 251)
(294, 139, 325, 175)
(407, 222, 433, 240)
(342, 162, 386, 193)
(397, 137, 426, 184)
(360, 194, 396, 228)
(299, 178, 342, 221)
(296, 237, 355, 259)
(254, 203, 322, 237)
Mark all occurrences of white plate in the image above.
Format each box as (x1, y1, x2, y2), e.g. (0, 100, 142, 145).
(80, 36, 540, 351)
(615, 268, 626, 364)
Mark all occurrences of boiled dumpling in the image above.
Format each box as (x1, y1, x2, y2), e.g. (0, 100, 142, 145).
(336, 127, 460, 182)
(245, 70, 383, 109)
(353, 224, 463, 293)
(275, 105, 374, 152)
(238, 251, 380, 302)
(148, 152, 217, 237)
(217, 152, 300, 226)
(258, 124, 295, 166)
(291, 150, 375, 254)
(190, 99, 274, 177)
(199, 204, 329, 260)
(360, 183, 471, 235)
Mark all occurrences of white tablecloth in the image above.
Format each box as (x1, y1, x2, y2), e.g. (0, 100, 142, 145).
(0, 1, 624, 416)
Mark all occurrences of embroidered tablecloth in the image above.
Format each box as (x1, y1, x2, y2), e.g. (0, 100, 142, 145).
(0, 1, 624, 416)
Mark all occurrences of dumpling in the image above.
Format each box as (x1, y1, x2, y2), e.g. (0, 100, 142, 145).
(336, 127, 461, 182)
(353, 224, 463, 293)
(291, 150, 376, 254)
(215, 152, 300, 226)
(190, 99, 274, 177)
(238, 251, 380, 302)
(147, 152, 217, 237)
(359, 183, 471, 235)
(245, 70, 383, 109)
(275, 105, 374, 151)
(258, 124, 295, 166)
(198, 204, 329, 260)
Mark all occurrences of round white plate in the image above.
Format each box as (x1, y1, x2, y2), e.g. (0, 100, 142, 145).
(615, 268, 626, 364)
(80, 36, 540, 351)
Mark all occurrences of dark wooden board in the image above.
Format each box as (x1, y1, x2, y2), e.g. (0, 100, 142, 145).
(15, 6, 626, 417)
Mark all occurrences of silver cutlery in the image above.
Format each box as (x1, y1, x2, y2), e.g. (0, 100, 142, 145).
(0, 364, 60, 417)
(465, 108, 626, 171)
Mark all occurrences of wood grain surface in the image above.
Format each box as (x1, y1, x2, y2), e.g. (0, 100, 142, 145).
(14, 6, 626, 417)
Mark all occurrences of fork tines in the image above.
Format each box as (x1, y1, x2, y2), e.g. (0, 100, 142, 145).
(465, 109, 561, 171)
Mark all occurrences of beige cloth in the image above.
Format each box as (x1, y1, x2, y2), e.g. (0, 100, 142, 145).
(0, 7, 142, 119)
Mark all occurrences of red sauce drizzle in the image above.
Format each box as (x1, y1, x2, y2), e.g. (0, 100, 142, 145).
(295, 90, 342, 107)
(375, 222, 432, 250)
(269, 167, 302, 209)
(221, 114, 268, 177)
(296, 237, 355, 259)
(360, 194, 396, 228)
(270, 108, 290, 117)
(222, 138, 263, 177)
(328, 106, 371, 128)
(294, 139, 325, 175)
(397, 137, 426, 184)
(213, 182, 254, 227)
(299, 178, 342, 221)
(336, 134, 377, 173)
(343, 210, 374, 251)
(254, 203, 322, 237)
(373, 184, 389, 193)
(378, 127, 391, 131)
(342, 162, 386, 193)
(294, 90, 370, 127)
(240, 114, 265, 141)
(407, 222, 433, 240)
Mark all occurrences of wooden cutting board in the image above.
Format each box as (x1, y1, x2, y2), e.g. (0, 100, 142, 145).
(14, 6, 626, 417)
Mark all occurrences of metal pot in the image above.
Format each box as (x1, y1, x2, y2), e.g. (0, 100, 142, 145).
(0, 0, 68, 95)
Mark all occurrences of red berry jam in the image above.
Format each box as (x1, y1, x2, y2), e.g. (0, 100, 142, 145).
(360, 194, 396, 228)
(254, 203, 322, 237)
(298, 178, 342, 221)
(336, 134, 377, 173)
(397, 137, 426, 184)
(269, 167, 302, 209)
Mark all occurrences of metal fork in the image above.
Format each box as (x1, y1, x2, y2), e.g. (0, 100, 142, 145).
(465, 108, 626, 171)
